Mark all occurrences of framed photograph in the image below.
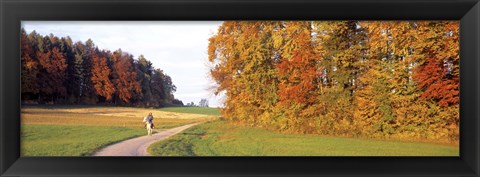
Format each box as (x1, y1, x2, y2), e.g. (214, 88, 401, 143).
(1, 0, 479, 176)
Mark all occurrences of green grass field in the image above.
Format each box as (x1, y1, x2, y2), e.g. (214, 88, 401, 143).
(148, 120, 459, 156)
(160, 107, 221, 116)
(22, 105, 459, 156)
(21, 124, 145, 156)
(21, 106, 216, 156)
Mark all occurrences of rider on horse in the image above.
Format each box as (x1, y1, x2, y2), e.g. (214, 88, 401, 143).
(144, 112, 155, 129)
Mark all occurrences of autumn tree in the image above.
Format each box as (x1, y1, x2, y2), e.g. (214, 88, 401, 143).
(110, 50, 142, 104)
(208, 21, 460, 143)
(21, 29, 180, 108)
(413, 21, 459, 107)
(413, 21, 460, 141)
(309, 21, 367, 135)
(91, 49, 115, 102)
(273, 21, 321, 132)
(208, 21, 280, 126)
(21, 29, 40, 100)
(353, 59, 397, 136)
(208, 21, 244, 122)
(36, 47, 68, 102)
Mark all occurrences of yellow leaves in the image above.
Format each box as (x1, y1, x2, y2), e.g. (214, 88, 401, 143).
(208, 21, 459, 144)
(273, 34, 284, 49)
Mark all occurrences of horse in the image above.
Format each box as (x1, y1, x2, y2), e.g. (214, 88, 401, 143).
(143, 116, 154, 136)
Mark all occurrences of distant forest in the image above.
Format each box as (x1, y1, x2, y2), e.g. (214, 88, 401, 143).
(21, 29, 183, 107)
(208, 21, 459, 143)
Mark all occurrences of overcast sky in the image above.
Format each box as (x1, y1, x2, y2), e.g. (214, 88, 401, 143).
(22, 21, 224, 107)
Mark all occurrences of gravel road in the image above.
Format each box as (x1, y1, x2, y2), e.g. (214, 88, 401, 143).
(93, 122, 201, 156)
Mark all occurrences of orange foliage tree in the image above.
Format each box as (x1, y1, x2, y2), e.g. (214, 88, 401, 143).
(208, 21, 460, 143)
(91, 50, 115, 101)
(20, 30, 179, 107)
(111, 50, 142, 104)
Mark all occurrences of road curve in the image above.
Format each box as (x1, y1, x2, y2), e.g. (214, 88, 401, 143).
(93, 122, 202, 156)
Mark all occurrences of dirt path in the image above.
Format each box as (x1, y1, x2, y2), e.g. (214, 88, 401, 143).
(93, 122, 202, 156)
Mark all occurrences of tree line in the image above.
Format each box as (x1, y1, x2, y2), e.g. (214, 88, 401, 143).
(21, 29, 182, 107)
(208, 21, 459, 143)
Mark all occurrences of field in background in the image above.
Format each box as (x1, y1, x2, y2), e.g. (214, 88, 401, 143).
(160, 107, 221, 116)
(22, 106, 215, 128)
(21, 106, 217, 156)
(148, 120, 459, 156)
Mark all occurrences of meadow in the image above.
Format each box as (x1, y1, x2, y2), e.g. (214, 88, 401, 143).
(21, 106, 215, 156)
(21, 105, 459, 156)
(148, 120, 459, 156)
(160, 107, 220, 116)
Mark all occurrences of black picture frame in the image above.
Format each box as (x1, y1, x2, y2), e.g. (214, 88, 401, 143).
(1, 0, 479, 176)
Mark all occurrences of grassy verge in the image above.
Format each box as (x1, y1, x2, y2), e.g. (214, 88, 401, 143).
(21, 124, 145, 156)
(148, 120, 459, 156)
